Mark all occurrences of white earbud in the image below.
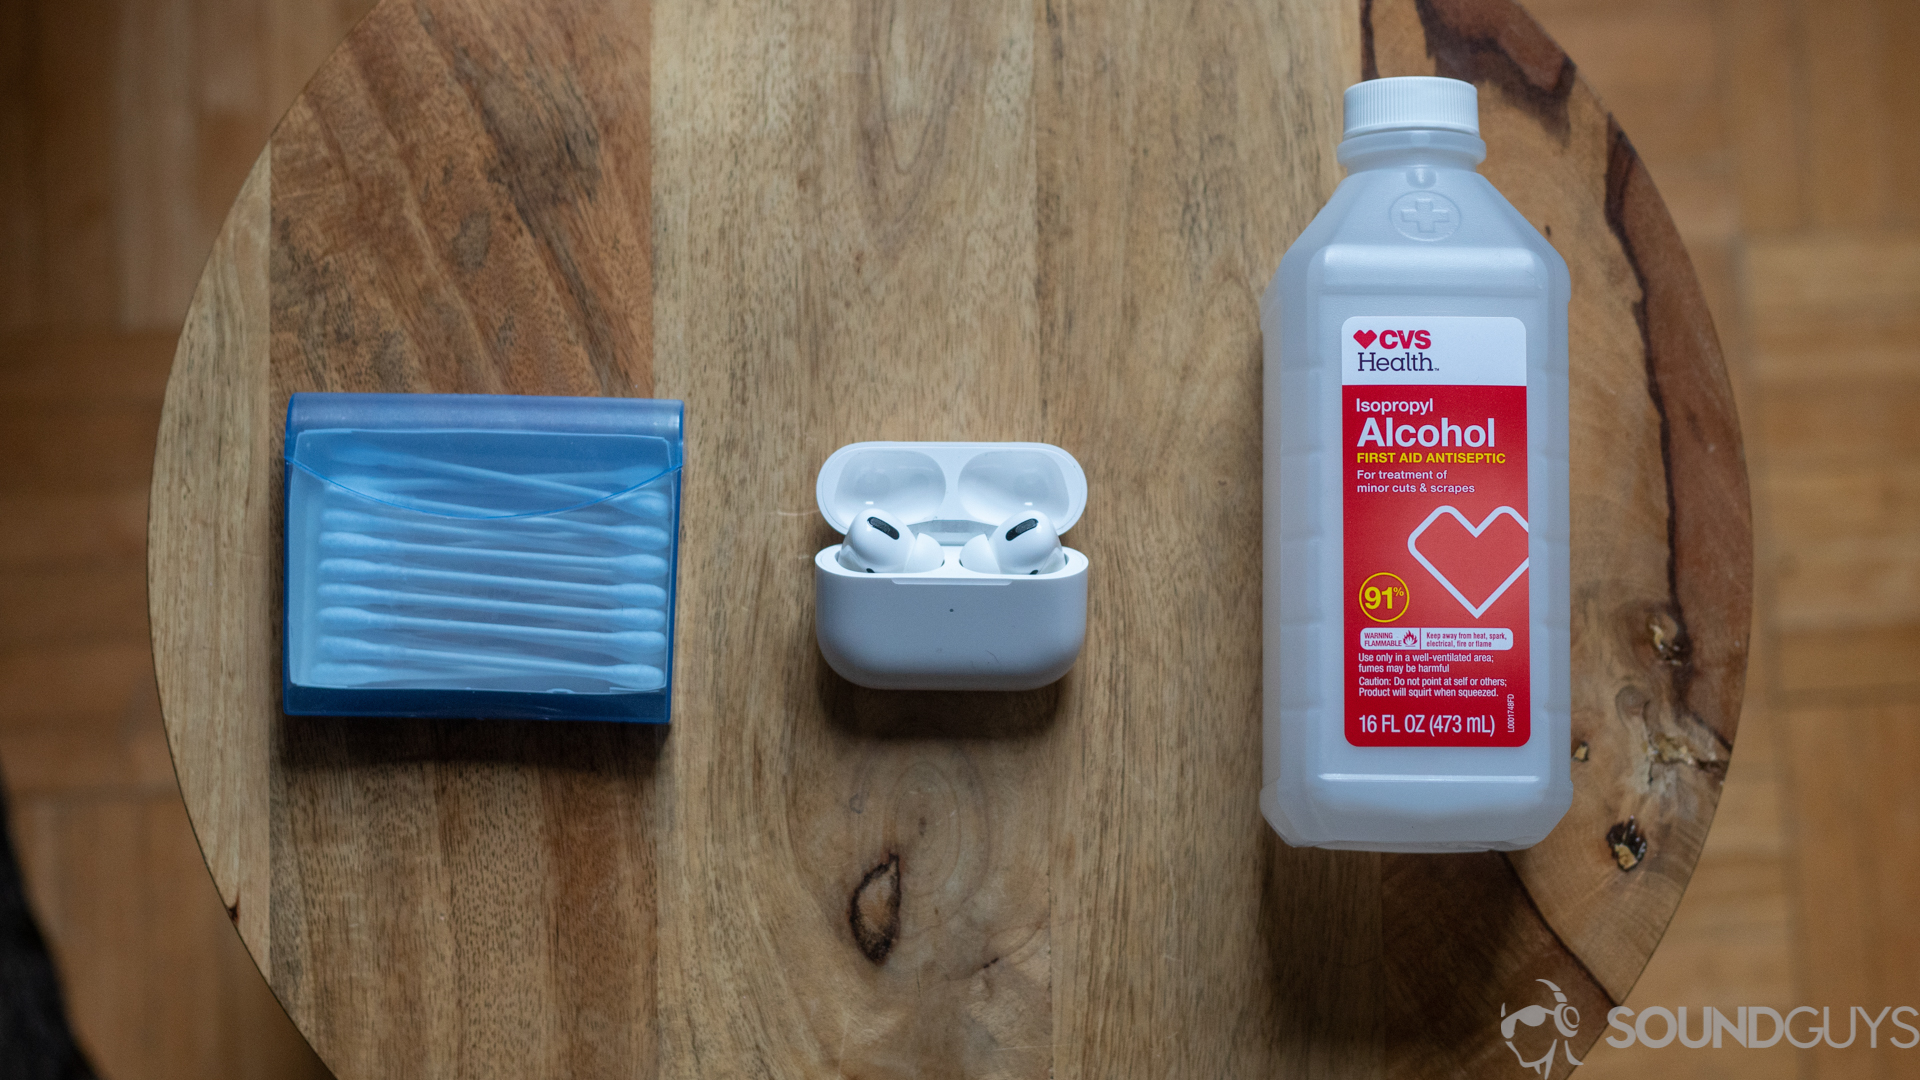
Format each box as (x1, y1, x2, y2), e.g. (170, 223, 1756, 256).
(994, 510, 1064, 574)
(905, 532, 943, 571)
(962, 510, 1064, 575)
(959, 534, 998, 573)
(839, 508, 943, 573)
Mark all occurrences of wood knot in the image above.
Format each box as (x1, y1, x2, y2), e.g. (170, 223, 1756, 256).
(1607, 816, 1648, 871)
(1646, 611, 1690, 666)
(1647, 731, 1723, 775)
(849, 854, 901, 964)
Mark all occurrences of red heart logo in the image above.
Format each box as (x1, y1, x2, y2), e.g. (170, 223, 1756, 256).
(1407, 506, 1530, 618)
(1353, 330, 1377, 348)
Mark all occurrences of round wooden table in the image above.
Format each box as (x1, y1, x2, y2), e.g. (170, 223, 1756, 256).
(150, 0, 1752, 1075)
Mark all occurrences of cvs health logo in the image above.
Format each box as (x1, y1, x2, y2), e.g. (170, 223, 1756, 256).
(1353, 328, 1432, 349)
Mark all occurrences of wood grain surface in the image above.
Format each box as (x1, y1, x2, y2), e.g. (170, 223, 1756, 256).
(149, 0, 1751, 1076)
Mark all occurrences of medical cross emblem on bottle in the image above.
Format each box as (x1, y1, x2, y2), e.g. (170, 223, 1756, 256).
(1403, 196, 1450, 231)
(1391, 191, 1462, 241)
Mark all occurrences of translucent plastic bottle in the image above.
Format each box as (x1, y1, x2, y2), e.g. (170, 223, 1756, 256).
(1260, 77, 1571, 850)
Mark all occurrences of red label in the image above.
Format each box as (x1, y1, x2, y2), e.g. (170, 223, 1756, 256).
(1342, 383, 1530, 747)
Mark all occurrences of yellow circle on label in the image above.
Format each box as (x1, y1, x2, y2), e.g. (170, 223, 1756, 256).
(1358, 572, 1412, 623)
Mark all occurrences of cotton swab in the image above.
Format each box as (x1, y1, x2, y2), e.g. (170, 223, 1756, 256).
(316, 558, 668, 605)
(307, 657, 652, 687)
(308, 657, 665, 692)
(318, 532, 670, 578)
(317, 607, 667, 652)
(318, 508, 673, 551)
(319, 637, 665, 688)
(314, 583, 666, 629)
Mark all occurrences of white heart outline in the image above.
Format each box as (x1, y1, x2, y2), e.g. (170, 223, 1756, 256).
(1406, 505, 1530, 620)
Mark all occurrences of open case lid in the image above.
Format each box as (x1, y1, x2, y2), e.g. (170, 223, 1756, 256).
(815, 441, 1087, 535)
(285, 393, 684, 518)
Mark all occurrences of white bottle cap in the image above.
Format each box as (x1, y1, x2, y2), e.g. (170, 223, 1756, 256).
(1342, 76, 1479, 139)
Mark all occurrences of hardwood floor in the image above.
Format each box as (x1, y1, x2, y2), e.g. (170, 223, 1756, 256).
(1530, 0, 1920, 1076)
(0, 331, 333, 1080)
(0, 0, 1913, 1077)
(0, 2, 372, 1077)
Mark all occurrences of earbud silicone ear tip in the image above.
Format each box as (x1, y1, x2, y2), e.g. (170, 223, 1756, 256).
(905, 532, 944, 572)
(960, 534, 998, 573)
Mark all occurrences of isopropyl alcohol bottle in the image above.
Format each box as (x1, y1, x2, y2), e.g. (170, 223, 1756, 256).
(1261, 77, 1571, 850)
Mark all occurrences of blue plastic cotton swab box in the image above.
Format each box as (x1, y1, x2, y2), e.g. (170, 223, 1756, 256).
(282, 393, 684, 722)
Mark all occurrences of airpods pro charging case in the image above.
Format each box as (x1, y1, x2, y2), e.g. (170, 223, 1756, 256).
(814, 442, 1088, 691)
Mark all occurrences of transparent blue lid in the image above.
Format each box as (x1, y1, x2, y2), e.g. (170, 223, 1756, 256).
(282, 393, 685, 723)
